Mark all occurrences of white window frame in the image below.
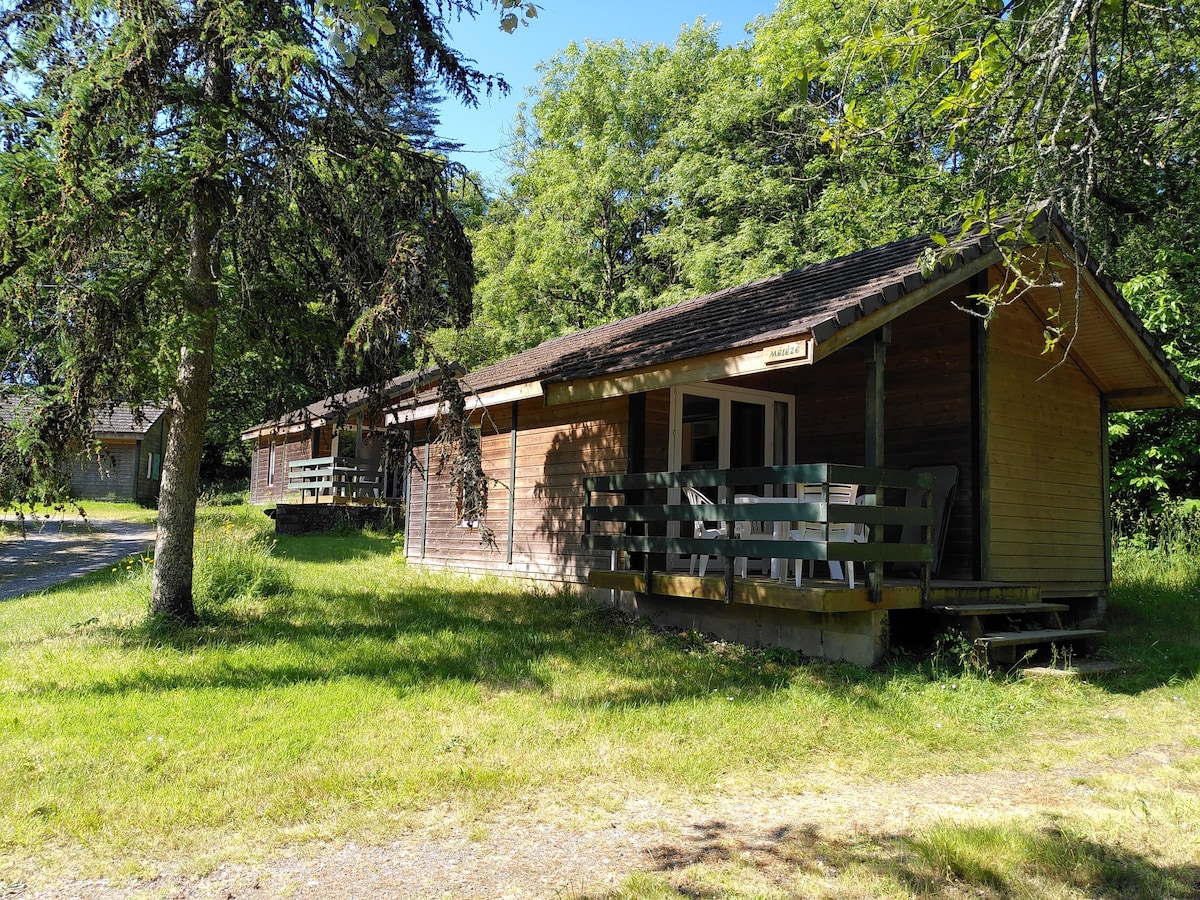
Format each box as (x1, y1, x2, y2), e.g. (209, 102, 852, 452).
(666, 382, 796, 567)
(668, 382, 796, 492)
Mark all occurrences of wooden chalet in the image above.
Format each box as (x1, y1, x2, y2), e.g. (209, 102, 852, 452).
(242, 369, 453, 508)
(247, 206, 1188, 665)
(0, 396, 166, 504)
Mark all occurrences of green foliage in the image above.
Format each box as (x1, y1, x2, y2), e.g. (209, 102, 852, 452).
(1109, 249, 1200, 508)
(466, 26, 729, 357)
(193, 520, 291, 614)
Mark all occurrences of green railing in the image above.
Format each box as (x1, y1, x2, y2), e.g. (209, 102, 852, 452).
(287, 456, 381, 502)
(582, 464, 935, 604)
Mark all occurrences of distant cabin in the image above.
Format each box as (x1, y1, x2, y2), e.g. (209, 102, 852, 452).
(244, 207, 1188, 665)
(0, 399, 166, 505)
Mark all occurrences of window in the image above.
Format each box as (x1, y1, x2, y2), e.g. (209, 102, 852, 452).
(267, 440, 276, 487)
(145, 452, 162, 481)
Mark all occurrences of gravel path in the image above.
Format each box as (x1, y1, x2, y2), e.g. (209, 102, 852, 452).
(13, 742, 1196, 899)
(0, 517, 157, 600)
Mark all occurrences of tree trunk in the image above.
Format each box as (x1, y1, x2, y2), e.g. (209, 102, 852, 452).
(150, 190, 221, 623)
(150, 12, 228, 623)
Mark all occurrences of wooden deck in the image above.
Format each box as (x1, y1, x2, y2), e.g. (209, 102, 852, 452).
(587, 569, 1041, 614)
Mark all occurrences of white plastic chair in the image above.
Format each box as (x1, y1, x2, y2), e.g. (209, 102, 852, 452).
(787, 483, 866, 587)
(683, 486, 728, 577)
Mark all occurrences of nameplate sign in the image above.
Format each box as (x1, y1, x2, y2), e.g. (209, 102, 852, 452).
(762, 337, 813, 365)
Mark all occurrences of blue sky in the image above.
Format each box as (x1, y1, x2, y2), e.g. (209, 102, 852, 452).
(435, 1, 781, 186)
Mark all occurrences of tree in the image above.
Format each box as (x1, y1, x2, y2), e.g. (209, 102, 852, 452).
(0, 0, 524, 622)
(464, 25, 726, 358)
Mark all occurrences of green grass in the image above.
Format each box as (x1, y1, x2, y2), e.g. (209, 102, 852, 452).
(1, 499, 158, 535)
(1, 504, 1198, 896)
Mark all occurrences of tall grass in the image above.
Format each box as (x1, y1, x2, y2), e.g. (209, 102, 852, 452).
(1108, 499, 1200, 688)
(0, 502, 1197, 895)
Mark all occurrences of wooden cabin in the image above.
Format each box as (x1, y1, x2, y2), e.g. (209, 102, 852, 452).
(0, 397, 166, 504)
(72, 406, 167, 504)
(250, 207, 1189, 665)
(242, 369, 452, 508)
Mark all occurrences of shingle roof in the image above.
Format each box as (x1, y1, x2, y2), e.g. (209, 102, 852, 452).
(241, 367, 457, 438)
(461, 231, 945, 394)
(240, 202, 1188, 434)
(92, 405, 165, 437)
(457, 204, 1187, 399)
(0, 393, 163, 436)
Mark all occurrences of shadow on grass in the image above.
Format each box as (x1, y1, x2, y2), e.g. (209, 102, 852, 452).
(21, 531, 1200, 704)
(51, 577, 813, 707)
(271, 532, 399, 564)
(583, 818, 1200, 899)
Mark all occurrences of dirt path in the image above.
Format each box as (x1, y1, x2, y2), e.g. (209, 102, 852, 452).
(0, 517, 156, 601)
(18, 742, 1196, 899)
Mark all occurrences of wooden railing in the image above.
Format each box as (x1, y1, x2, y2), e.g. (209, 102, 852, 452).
(287, 456, 382, 502)
(582, 464, 935, 604)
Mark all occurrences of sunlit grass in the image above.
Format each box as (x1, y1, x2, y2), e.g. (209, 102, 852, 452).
(1, 498, 158, 530)
(0, 503, 1197, 894)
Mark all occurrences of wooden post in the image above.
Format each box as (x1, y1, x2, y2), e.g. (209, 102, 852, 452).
(403, 423, 414, 551)
(865, 326, 890, 603)
(508, 401, 518, 566)
(1101, 396, 1112, 583)
(724, 551, 735, 604)
(355, 414, 363, 500)
(921, 483, 932, 600)
(971, 271, 992, 582)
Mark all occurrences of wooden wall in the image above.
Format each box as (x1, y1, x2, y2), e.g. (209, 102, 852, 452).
(69, 440, 138, 500)
(644, 389, 670, 472)
(985, 292, 1106, 590)
(406, 396, 629, 582)
(248, 427, 327, 504)
(874, 292, 977, 579)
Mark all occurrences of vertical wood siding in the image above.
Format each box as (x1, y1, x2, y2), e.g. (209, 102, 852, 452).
(69, 440, 138, 500)
(644, 389, 670, 472)
(407, 396, 628, 583)
(873, 294, 977, 579)
(986, 294, 1105, 585)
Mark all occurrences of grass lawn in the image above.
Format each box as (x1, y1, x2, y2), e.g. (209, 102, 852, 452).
(1, 503, 1197, 897)
(1, 499, 158, 533)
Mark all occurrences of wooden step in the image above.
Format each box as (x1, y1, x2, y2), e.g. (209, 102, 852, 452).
(1021, 660, 1122, 678)
(931, 603, 1070, 616)
(925, 584, 1041, 606)
(976, 628, 1105, 649)
(976, 627, 1106, 667)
